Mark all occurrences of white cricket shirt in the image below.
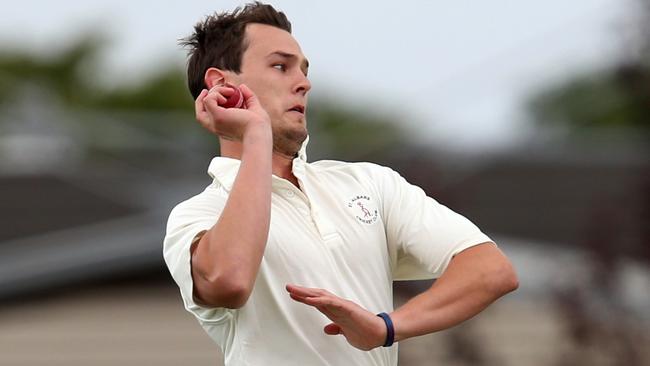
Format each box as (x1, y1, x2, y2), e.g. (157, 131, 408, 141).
(163, 139, 492, 366)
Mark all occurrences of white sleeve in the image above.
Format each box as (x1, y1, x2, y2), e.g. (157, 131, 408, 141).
(162, 183, 233, 324)
(372, 165, 493, 280)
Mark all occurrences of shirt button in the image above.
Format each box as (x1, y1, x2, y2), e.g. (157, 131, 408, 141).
(285, 190, 295, 197)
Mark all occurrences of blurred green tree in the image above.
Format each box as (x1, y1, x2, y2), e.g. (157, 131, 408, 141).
(0, 35, 193, 112)
(0, 34, 406, 158)
(528, 65, 650, 130)
(527, 0, 650, 134)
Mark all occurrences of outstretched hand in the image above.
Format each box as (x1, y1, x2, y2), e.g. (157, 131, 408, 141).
(286, 284, 387, 351)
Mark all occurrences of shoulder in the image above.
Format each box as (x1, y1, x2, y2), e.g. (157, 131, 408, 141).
(166, 182, 227, 231)
(309, 159, 396, 180)
(310, 159, 404, 192)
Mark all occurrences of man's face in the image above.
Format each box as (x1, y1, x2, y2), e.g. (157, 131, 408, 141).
(232, 23, 311, 156)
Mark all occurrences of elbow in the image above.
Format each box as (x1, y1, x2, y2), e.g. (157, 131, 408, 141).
(194, 271, 253, 309)
(487, 259, 519, 296)
(210, 277, 252, 309)
(191, 249, 254, 309)
(501, 269, 519, 294)
(200, 276, 252, 309)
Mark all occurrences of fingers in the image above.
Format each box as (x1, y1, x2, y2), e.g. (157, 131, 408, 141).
(286, 284, 348, 318)
(239, 83, 254, 99)
(287, 284, 384, 351)
(202, 85, 236, 122)
(202, 85, 234, 110)
(205, 86, 232, 111)
(289, 293, 337, 308)
(195, 89, 218, 133)
(195, 86, 229, 119)
(195, 89, 208, 117)
(290, 293, 342, 327)
(286, 284, 329, 298)
(208, 85, 234, 102)
(197, 83, 262, 118)
(287, 285, 331, 306)
(239, 84, 262, 110)
(193, 83, 271, 140)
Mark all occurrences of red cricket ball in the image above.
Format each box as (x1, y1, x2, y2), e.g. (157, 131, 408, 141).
(221, 85, 245, 109)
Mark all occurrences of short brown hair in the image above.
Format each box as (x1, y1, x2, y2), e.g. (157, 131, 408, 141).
(179, 2, 292, 99)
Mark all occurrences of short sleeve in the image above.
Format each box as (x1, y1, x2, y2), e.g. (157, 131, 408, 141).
(371, 165, 493, 280)
(162, 183, 233, 324)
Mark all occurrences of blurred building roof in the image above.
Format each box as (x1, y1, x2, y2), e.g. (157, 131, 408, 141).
(0, 101, 648, 306)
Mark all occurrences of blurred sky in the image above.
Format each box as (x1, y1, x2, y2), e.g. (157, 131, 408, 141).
(0, 0, 630, 151)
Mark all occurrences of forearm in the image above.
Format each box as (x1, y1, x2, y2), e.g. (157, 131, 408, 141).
(390, 243, 518, 341)
(192, 124, 273, 306)
(284, 244, 517, 350)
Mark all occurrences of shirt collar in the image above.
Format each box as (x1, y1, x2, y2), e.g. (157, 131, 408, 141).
(208, 136, 309, 191)
(296, 134, 309, 161)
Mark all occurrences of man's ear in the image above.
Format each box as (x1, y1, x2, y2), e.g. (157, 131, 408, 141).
(204, 67, 226, 90)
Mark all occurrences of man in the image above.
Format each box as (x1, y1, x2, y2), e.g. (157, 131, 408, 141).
(163, 2, 518, 365)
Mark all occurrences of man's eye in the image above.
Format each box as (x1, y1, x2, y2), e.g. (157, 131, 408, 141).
(272, 63, 286, 71)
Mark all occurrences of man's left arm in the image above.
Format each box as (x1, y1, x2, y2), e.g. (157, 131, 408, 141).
(390, 241, 518, 341)
(286, 242, 518, 350)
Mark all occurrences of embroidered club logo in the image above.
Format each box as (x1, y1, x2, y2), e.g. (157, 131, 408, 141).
(347, 195, 378, 225)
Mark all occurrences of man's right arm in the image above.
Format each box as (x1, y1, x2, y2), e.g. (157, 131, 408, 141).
(189, 84, 273, 309)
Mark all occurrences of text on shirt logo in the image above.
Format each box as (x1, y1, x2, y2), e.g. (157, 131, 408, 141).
(346, 195, 378, 225)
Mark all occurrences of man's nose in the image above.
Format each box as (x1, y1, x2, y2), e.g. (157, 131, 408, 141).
(294, 73, 311, 95)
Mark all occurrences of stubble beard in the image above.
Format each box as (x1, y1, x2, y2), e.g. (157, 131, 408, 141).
(272, 119, 308, 159)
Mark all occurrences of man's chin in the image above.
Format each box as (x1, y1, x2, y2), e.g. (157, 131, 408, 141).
(273, 126, 308, 157)
(291, 127, 308, 145)
(283, 121, 308, 142)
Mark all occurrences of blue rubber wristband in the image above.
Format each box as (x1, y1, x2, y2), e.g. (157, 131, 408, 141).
(376, 312, 395, 347)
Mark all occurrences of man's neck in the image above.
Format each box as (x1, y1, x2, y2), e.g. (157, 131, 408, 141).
(270, 152, 299, 187)
(220, 138, 300, 187)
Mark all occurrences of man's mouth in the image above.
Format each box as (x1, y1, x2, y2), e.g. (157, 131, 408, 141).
(288, 105, 305, 114)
